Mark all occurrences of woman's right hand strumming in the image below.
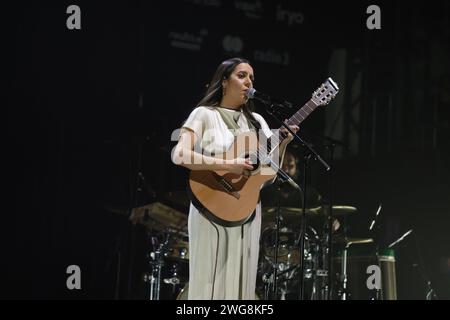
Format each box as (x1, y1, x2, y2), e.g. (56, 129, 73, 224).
(173, 130, 254, 175)
(224, 157, 254, 175)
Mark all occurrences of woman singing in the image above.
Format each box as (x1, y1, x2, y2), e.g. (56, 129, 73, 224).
(172, 57, 298, 299)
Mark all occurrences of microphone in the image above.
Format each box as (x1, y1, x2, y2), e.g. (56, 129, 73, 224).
(246, 88, 271, 103)
(286, 175, 301, 191)
(246, 88, 292, 108)
(277, 169, 301, 191)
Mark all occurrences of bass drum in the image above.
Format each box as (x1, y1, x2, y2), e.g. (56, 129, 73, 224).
(176, 282, 260, 300)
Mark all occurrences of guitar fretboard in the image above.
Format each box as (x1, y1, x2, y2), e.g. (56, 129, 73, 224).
(283, 99, 319, 128)
(268, 99, 319, 150)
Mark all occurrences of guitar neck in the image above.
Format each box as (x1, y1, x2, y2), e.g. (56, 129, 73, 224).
(271, 99, 319, 150)
(282, 99, 319, 128)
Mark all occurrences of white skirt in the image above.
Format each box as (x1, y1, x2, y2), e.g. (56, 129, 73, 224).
(187, 202, 261, 300)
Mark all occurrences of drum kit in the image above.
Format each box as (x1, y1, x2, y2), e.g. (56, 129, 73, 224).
(115, 191, 375, 300)
(126, 200, 190, 300)
(257, 205, 375, 300)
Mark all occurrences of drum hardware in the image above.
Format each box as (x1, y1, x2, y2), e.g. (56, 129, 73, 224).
(141, 228, 190, 300)
(261, 271, 273, 300)
(102, 194, 190, 300)
(262, 173, 307, 300)
(163, 263, 182, 286)
(309, 231, 329, 300)
(340, 243, 349, 300)
(164, 237, 190, 261)
(261, 264, 300, 300)
(137, 201, 369, 300)
(331, 236, 374, 300)
(333, 237, 374, 246)
(119, 191, 378, 301)
(260, 203, 357, 300)
(136, 202, 379, 300)
(317, 134, 350, 300)
(162, 263, 185, 298)
(259, 221, 325, 300)
(144, 233, 171, 300)
(258, 202, 374, 300)
(271, 180, 283, 301)
(106, 199, 190, 300)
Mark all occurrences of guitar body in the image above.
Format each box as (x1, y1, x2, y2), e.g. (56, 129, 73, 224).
(188, 131, 276, 227)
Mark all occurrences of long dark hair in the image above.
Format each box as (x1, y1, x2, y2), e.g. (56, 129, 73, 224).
(196, 57, 261, 130)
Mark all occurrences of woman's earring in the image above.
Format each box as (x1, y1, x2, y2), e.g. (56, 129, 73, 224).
(222, 86, 226, 96)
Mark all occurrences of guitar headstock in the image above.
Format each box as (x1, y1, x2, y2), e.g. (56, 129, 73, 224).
(311, 77, 339, 106)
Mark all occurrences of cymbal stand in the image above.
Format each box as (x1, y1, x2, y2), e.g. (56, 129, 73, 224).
(339, 243, 350, 300)
(325, 141, 336, 300)
(262, 259, 299, 300)
(311, 230, 328, 300)
(335, 218, 351, 300)
(146, 233, 170, 300)
(262, 270, 273, 300)
(297, 152, 312, 300)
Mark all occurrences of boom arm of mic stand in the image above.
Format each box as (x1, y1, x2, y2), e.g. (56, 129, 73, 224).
(291, 134, 330, 171)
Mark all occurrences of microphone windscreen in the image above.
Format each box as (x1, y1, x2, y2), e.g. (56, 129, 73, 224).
(246, 88, 256, 99)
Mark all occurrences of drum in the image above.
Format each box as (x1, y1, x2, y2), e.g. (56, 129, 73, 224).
(261, 226, 320, 268)
(257, 226, 322, 300)
(176, 282, 260, 300)
(141, 260, 188, 300)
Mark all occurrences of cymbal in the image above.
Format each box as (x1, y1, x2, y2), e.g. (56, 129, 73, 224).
(261, 206, 322, 230)
(262, 205, 357, 218)
(318, 205, 358, 216)
(262, 206, 322, 216)
(333, 236, 373, 246)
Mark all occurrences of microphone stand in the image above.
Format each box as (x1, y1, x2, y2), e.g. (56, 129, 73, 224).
(299, 152, 311, 300)
(271, 175, 282, 300)
(265, 102, 330, 301)
(301, 132, 347, 300)
(270, 167, 302, 300)
(325, 141, 336, 300)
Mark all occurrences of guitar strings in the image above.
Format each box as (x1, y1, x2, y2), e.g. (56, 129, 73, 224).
(251, 100, 318, 178)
